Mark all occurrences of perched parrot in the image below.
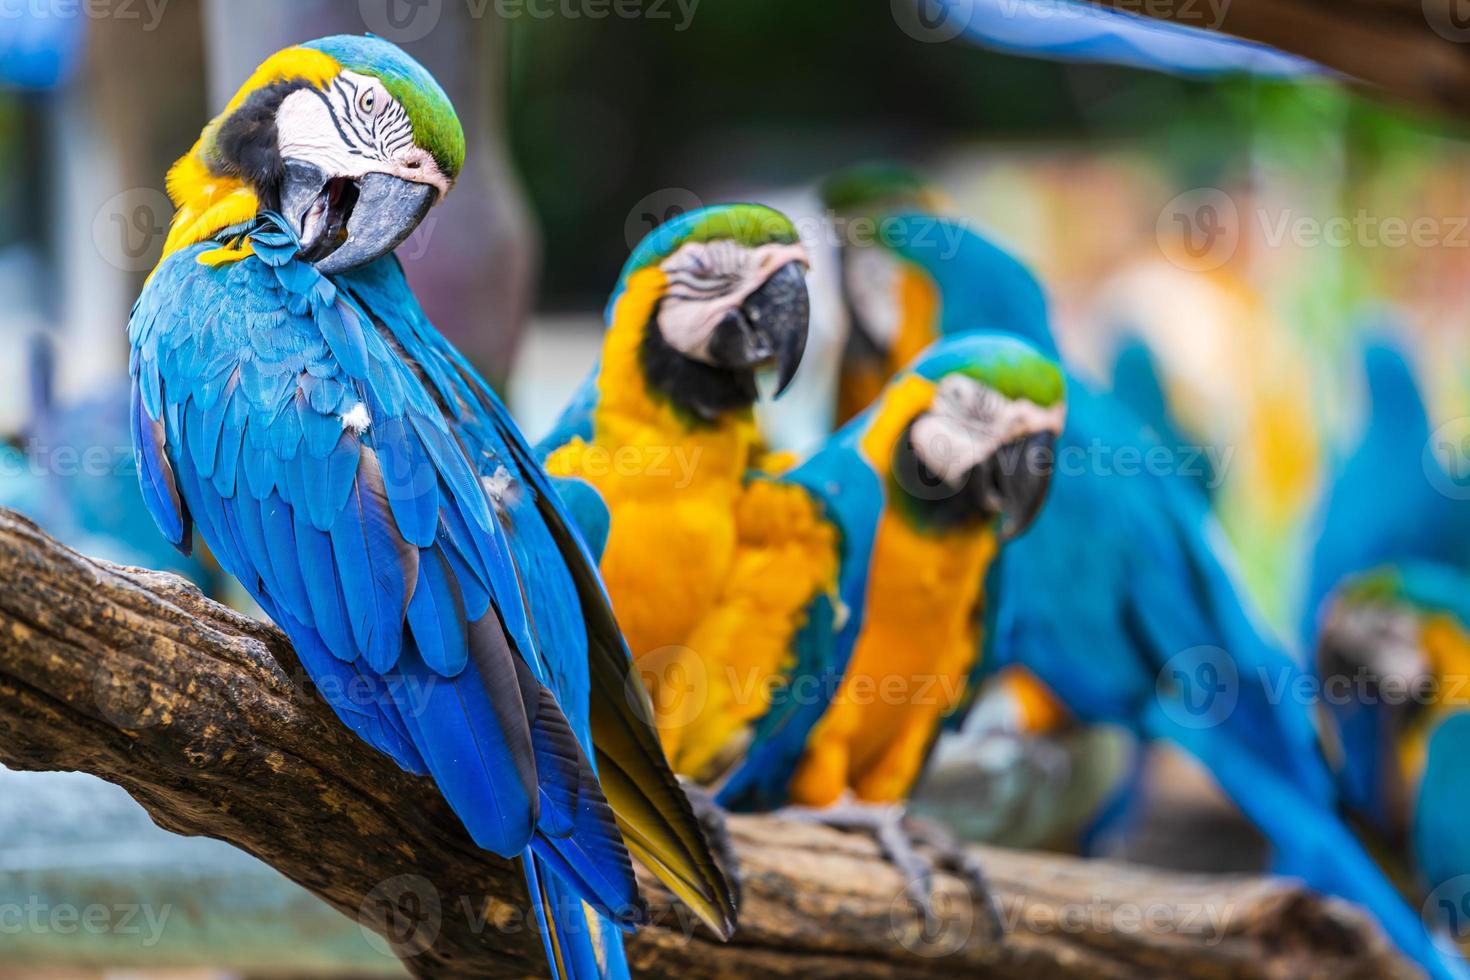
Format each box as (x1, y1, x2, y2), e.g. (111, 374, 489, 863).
(694, 333, 1063, 916)
(824, 211, 1466, 978)
(1300, 334, 1470, 650)
(537, 204, 811, 758)
(127, 35, 734, 980)
(1317, 561, 1470, 951)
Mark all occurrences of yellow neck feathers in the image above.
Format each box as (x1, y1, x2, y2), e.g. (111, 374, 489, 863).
(156, 47, 342, 269)
(594, 267, 757, 451)
(835, 262, 940, 426)
(858, 372, 932, 479)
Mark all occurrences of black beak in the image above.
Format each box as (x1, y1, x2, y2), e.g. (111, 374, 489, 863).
(971, 431, 1056, 542)
(278, 162, 436, 275)
(704, 261, 810, 397)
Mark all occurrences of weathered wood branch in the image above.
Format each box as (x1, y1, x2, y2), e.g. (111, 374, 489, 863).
(0, 508, 1418, 978)
(1089, 0, 1470, 122)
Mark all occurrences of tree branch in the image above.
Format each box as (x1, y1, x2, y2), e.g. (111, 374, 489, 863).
(0, 509, 1417, 978)
(1088, 0, 1470, 121)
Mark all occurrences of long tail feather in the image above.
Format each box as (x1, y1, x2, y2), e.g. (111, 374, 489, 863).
(525, 855, 631, 980)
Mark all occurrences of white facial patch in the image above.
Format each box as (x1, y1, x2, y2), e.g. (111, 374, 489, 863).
(655, 239, 809, 362)
(1323, 597, 1427, 685)
(844, 244, 904, 350)
(275, 70, 451, 200)
(909, 373, 1066, 488)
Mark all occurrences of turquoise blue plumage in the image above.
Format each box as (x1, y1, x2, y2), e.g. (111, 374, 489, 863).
(1109, 335, 1216, 499)
(1300, 334, 1470, 648)
(865, 214, 1466, 979)
(132, 214, 651, 979)
(0, 352, 217, 590)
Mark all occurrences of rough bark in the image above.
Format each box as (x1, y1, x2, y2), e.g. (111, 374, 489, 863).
(0, 509, 1419, 979)
(1090, 0, 1470, 122)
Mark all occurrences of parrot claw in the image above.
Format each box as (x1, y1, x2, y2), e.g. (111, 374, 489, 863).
(680, 779, 745, 907)
(778, 801, 1004, 942)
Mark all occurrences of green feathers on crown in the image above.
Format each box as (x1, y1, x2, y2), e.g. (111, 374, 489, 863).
(913, 334, 1065, 409)
(958, 360, 1065, 409)
(608, 204, 801, 317)
(821, 162, 935, 215)
(306, 34, 466, 180)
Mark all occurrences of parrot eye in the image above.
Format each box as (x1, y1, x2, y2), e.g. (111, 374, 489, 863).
(357, 88, 378, 117)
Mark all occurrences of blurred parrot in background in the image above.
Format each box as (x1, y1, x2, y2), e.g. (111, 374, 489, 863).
(1300, 333, 1470, 650)
(1316, 562, 1470, 954)
(0, 339, 219, 590)
(753, 162, 947, 460)
(698, 334, 1064, 919)
(1303, 334, 1470, 957)
(826, 178, 1047, 429)
(127, 35, 735, 980)
(824, 210, 1467, 978)
(537, 204, 811, 749)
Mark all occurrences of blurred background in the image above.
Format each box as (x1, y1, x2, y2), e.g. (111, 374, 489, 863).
(3, 0, 1470, 976)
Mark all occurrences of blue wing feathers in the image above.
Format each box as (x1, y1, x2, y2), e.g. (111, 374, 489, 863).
(406, 548, 470, 676)
(132, 224, 639, 975)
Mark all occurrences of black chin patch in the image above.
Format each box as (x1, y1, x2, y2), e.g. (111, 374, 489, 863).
(210, 78, 317, 212)
(639, 303, 757, 424)
(889, 422, 993, 532)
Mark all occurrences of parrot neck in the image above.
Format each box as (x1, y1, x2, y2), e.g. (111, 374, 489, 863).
(153, 46, 344, 272)
(860, 374, 993, 535)
(599, 271, 758, 441)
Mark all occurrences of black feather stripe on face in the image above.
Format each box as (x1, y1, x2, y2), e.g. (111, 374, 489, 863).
(639, 301, 757, 425)
(210, 78, 317, 212)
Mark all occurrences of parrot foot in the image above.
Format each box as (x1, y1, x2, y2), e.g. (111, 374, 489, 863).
(679, 779, 744, 907)
(778, 801, 1003, 941)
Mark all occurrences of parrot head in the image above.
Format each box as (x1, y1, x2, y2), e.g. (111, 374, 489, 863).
(830, 211, 1055, 425)
(1314, 564, 1470, 840)
(820, 162, 946, 222)
(164, 34, 463, 274)
(888, 334, 1066, 540)
(612, 204, 812, 423)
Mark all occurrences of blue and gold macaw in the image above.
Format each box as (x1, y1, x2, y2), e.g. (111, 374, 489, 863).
(675, 334, 1063, 916)
(128, 36, 734, 980)
(1317, 562, 1470, 955)
(1300, 334, 1470, 649)
(537, 204, 811, 758)
(825, 212, 1466, 978)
